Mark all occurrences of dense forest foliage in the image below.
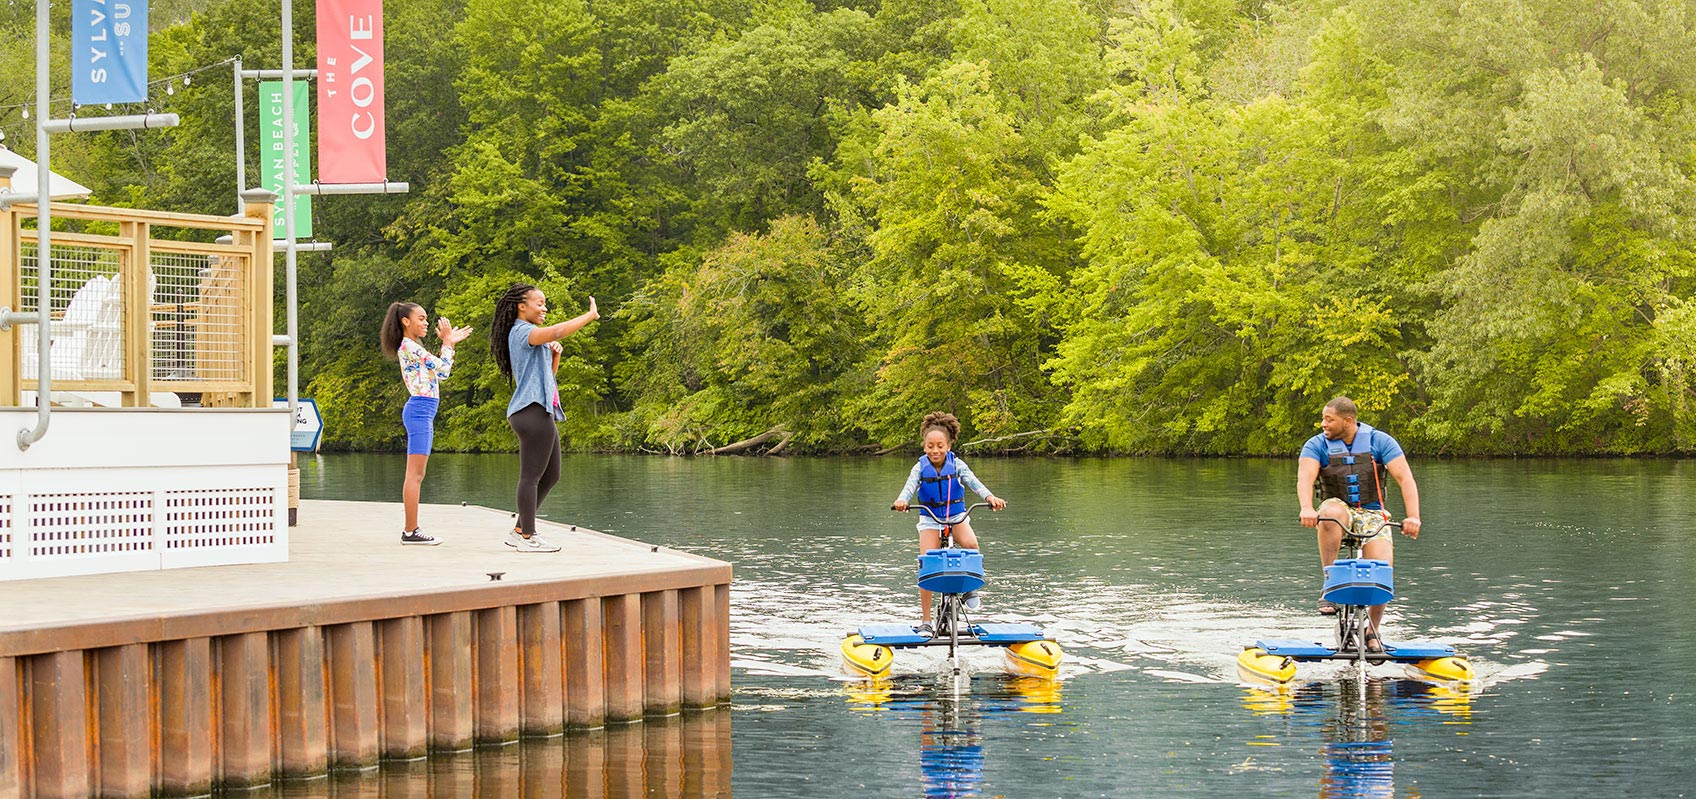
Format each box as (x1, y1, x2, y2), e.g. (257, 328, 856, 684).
(5, 0, 1696, 454)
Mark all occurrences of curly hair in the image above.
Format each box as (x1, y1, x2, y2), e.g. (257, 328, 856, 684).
(489, 283, 537, 380)
(920, 411, 960, 443)
(378, 301, 420, 361)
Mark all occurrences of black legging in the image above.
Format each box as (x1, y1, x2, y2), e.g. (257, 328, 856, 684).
(508, 403, 561, 535)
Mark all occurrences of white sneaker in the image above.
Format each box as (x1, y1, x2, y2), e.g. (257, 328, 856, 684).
(505, 530, 560, 553)
(503, 530, 557, 549)
(963, 591, 982, 611)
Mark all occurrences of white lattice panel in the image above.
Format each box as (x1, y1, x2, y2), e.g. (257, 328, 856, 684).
(0, 495, 11, 562)
(0, 410, 289, 580)
(28, 492, 154, 558)
(164, 488, 277, 549)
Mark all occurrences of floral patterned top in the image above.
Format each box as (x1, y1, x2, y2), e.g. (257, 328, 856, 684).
(398, 338, 454, 398)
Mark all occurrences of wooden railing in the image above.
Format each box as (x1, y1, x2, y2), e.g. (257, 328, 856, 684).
(0, 199, 275, 408)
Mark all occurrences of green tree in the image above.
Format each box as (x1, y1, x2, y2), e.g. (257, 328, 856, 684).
(616, 215, 868, 452)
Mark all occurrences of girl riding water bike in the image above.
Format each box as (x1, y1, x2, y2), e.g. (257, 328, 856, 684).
(891, 412, 1006, 634)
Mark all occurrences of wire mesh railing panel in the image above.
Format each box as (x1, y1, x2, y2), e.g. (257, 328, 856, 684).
(151, 251, 247, 385)
(18, 242, 126, 383)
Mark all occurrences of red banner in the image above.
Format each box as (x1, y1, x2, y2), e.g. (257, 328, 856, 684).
(316, 0, 386, 182)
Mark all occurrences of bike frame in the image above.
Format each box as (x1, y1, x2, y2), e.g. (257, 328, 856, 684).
(907, 502, 992, 672)
(1320, 514, 1402, 675)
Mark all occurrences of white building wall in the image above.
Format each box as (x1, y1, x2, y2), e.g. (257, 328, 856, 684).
(0, 409, 290, 580)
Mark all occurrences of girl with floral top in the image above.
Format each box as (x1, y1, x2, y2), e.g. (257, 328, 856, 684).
(380, 301, 473, 545)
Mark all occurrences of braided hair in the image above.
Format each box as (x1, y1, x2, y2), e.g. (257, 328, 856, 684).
(378, 301, 420, 361)
(490, 283, 537, 380)
(920, 411, 960, 443)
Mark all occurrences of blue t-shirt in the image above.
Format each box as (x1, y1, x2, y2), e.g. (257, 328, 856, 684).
(1300, 422, 1404, 509)
(506, 320, 565, 421)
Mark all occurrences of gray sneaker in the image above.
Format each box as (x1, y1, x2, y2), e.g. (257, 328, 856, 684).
(505, 529, 560, 553)
(962, 591, 982, 611)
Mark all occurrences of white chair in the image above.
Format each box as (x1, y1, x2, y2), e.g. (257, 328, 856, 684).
(80, 275, 124, 380)
(19, 275, 103, 382)
(19, 273, 180, 406)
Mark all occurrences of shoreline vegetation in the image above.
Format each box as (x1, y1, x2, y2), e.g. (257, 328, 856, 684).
(7, 0, 1695, 457)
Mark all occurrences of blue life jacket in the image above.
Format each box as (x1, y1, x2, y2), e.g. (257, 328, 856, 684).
(916, 452, 966, 518)
(1317, 425, 1385, 509)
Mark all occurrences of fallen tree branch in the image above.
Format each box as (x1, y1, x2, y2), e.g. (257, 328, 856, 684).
(764, 430, 796, 456)
(703, 426, 787, 456)
(958, 428, 1057, 449)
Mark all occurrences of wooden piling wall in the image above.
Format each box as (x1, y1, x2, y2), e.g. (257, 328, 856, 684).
(0, 583, 732, 798)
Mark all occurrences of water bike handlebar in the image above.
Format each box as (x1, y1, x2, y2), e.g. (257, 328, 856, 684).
(1317, 516, 1403, 542)
(892, 502, 997, 521)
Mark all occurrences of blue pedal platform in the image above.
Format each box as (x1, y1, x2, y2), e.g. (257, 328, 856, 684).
(972, 623, 1047, 643)
(857, 624, 932, 646)
(1255, 639, 1337, 658)
(1382, 641, 1458, 660)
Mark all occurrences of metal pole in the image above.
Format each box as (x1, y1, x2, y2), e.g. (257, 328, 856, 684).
(291, 181, 410, 195)
(282, 0, 298, 432)
(42, 113, 179, 132)
(239, 69, 318, 80)
(234, 56, 244, 212)
(20, 0, 52, 451)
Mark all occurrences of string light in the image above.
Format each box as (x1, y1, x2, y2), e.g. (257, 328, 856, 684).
(0, 56, 237, 117)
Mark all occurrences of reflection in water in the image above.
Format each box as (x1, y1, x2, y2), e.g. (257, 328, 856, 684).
(844, 676, 1064, 798)
(919, 712, 985, 799)
(243, 710, 731, 799)
(1317, 683, 1397, 799)
(1241, 680, 1473, 799)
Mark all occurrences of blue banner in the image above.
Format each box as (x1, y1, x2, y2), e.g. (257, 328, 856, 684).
(72, 0, 149, 105)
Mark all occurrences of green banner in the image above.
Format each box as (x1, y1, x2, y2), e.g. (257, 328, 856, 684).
(259, 80, 313, 238)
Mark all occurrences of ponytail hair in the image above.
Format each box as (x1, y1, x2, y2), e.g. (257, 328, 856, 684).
(379, 301, 420, 361)
(920, 411, 960, 443)
(489, 283, 537, 380)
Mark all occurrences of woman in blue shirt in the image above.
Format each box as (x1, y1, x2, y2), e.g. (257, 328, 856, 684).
(488, 283, 599, 553)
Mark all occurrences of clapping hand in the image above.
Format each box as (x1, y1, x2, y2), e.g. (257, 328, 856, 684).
(436, 317, 474, 347)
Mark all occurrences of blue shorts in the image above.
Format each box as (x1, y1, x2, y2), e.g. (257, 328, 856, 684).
(403, 396, 438, 455)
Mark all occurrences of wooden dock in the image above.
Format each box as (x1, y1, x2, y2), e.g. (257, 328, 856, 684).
(0, 500, 733, 798)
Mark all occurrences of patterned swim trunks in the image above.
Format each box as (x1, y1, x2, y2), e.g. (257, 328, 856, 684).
(1319, 499, 1393, 543)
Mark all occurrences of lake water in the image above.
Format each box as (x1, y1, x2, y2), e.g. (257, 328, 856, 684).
(284, 453, 1696, 797)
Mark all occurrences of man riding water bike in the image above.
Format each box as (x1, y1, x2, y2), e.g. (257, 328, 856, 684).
(1296, 396, 1423, 653)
